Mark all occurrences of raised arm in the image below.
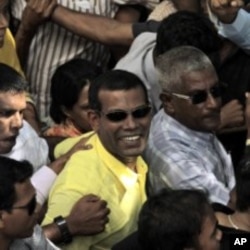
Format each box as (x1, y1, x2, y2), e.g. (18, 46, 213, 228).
(51, 5, 134, 46)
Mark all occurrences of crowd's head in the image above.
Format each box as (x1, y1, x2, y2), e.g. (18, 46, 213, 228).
(0, 156, 37, 239)
(88, 69, 152, 164)
(138, 189, 221, 250)
(157, 46, 222, 132)
(50, 58, 102, 133)
(0, 0, 9, 48)
(0, 63, 27, 154)
(154, 11, 223, 69)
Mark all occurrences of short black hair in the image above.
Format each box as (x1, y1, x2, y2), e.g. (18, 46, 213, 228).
(155, 11, 222, 58)
(88, 70, 149, 111)
(138, 189, 211, 250)
(50, 59, 102, 123)
(0, 156, 33, 212)
(0, 63, 27, 93)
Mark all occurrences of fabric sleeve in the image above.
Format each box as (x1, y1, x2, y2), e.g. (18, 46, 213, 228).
(218, 9, 250, 53)
(31, 166, 57, 205)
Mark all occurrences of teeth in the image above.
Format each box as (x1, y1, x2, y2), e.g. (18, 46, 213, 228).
(123, 136, 140, 141)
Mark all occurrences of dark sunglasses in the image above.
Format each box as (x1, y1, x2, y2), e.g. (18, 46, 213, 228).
(171, 84, 223, 105)
(101, 105, 152, 122)
(12, 195, 37, 216)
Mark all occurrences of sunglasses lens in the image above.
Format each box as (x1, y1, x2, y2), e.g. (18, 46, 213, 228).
(106, 112, 127, 122)
(132, 106, 151, 118)
(192, 91, 208, 104)
(210, 85, 222, 98)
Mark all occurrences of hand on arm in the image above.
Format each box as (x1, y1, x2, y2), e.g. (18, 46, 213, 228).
(48, 134, 93, 175)
(43, 194, 110, 243)
(208, 0, 244, 23)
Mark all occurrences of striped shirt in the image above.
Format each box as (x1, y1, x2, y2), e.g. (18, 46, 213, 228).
(144, 109, 235, 205)
(12, 0, 159, 123)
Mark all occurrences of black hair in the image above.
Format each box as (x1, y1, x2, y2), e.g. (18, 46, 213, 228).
(0, 63, 27, 93)
(50, 59, 102, 123)
(138, 189, 211, 250)
(88, 69, 149, 111)
(155, 11, 222, 59)
(0, 156, 33, 212)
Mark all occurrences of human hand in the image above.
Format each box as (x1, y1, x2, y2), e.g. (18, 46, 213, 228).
(208, 0, 244, 23)
(22, 0, 58, 30)
(48, 133, 94, 174)
(66, 194, 110, 236)
(220, 99, 244, 129)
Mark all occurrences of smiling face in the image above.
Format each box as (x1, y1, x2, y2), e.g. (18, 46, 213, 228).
(166, 68, 221, 132)
(0, 180, 38, 240)
(0, 0, 9, 47)
(0, 92, 26, 154)
(90, 86, 152, 166)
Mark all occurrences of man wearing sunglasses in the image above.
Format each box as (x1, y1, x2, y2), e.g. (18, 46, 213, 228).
(144, 46, 236, 208)
(0, 156, 59, 249)
(42, 70, 152, 249)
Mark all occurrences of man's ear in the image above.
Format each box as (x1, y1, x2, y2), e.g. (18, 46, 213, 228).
(160, 92, 175, 115)
(61, 106, 71, 118)
(87, 110, 100, 132)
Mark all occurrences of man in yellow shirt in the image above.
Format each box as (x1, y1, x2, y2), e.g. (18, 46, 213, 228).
(43, 70, 152, 249)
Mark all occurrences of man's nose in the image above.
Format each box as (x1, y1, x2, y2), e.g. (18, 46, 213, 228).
(11, 112, 23, 129)
(123, 114, 138, 129)
(206, 92, 220, 108)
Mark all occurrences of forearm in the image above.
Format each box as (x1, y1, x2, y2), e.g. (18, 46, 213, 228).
(52, 5, 133, 46)
(15, 23, 36, 70)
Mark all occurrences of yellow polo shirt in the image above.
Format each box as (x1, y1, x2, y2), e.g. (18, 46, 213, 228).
(42, 132, 148, 250)
(0, 28, 24, 77)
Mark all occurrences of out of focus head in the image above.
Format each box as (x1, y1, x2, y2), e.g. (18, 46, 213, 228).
(50, 59, 102, 133)
(0, 156, 38, 241)
(138, 189, 221, 250)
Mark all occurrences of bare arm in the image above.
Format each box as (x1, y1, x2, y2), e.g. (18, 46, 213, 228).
(52, 5, 133, 46)
(208, 0, 244, 23)
(15, 0, 57, 69)
(43, 195, 110, 243)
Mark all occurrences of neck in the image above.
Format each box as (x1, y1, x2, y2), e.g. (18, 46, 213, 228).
(0, 236, 11, 250)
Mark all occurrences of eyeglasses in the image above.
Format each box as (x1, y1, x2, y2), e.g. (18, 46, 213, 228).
(171, 85, 223, 105)
(12, 195, 37, 216)
(101, 105, 152, 122)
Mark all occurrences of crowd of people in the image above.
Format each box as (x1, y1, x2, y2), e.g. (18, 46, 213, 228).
(0, 0, 250, 249)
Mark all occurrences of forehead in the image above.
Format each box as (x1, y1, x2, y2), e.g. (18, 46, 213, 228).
(98, 87, 147, 111)
(0, 92, 26, 108)
(181, 68, 218, 92)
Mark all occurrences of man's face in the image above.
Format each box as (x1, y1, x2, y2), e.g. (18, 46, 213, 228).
(0, 180, 38, 239)
(0, 92, 26, 154)
(93, 87, 152, 165)
(169, 68, 221, 132)
(65, 84, 91, 133)
(196, 208, 222, 250)
(0, 0, 9, 47)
